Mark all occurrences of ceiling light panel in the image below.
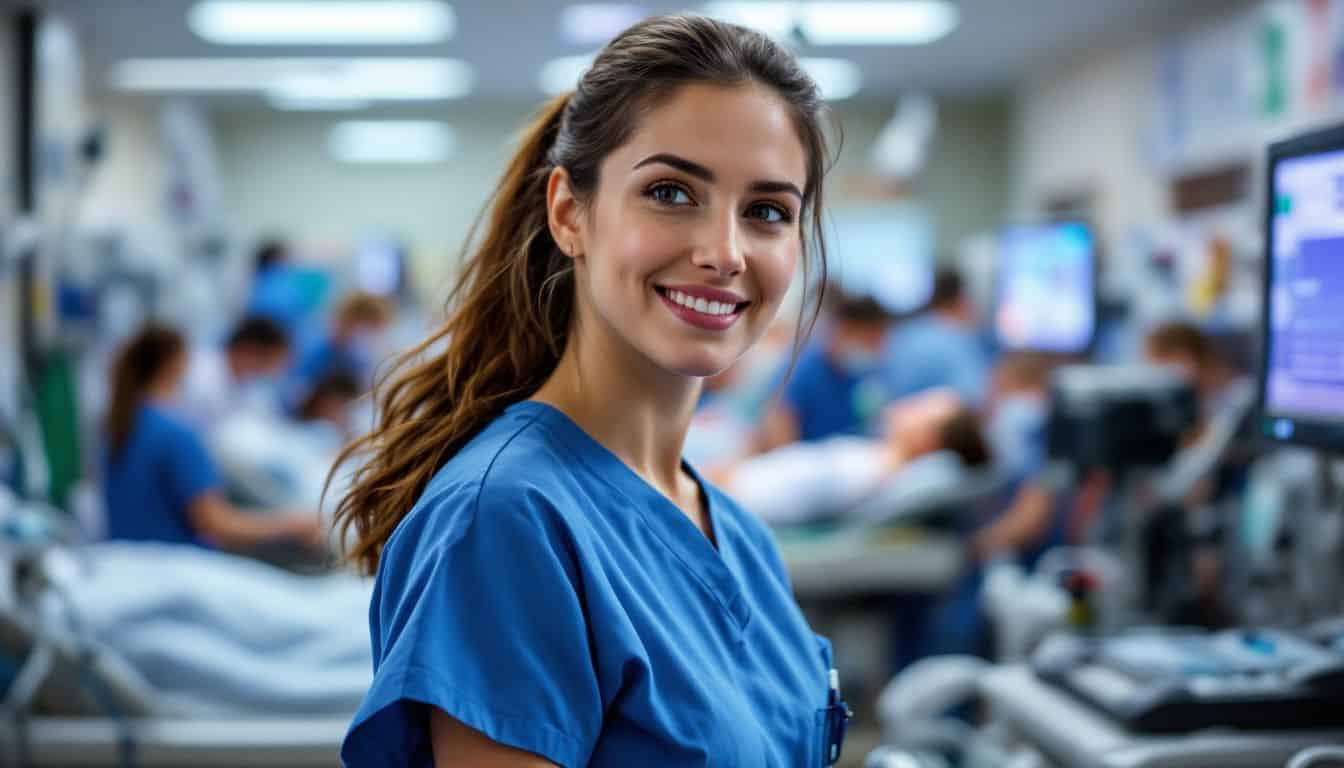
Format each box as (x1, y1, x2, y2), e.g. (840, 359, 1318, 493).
(189, 1, 455, 45)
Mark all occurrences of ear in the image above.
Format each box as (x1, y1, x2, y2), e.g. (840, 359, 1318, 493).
(546, 166, 584, 259)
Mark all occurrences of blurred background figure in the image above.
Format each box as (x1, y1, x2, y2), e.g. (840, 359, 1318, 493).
(290, 290, 394, 403)
(180, 314, 291, 432)
(101, 324, 323, 551)
(757, 287, 894, 450)
(883, 266, 991, 406)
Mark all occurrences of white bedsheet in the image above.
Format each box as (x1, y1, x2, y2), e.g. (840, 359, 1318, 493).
(43, 541, 373, 718)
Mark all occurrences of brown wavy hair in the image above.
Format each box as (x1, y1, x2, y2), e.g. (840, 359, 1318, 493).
(330, 14, 836, 575)
(106, 324, 186, 458)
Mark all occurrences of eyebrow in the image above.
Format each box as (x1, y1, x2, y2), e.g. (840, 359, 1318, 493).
(633, 152, 804, 202)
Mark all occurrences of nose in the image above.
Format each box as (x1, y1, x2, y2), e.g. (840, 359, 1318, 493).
(690, 208, 745, 278)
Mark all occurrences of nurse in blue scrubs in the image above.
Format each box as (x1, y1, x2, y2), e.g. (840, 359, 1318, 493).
(333, 15, 849, 768)
(102, 324, 324, 550)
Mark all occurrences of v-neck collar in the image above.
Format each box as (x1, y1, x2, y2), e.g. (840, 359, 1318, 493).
(510, 400, 752, 632)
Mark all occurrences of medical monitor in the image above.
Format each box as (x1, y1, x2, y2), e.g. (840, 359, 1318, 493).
(1261, 123, 1344, 451)
(994, 221, 1096, 354)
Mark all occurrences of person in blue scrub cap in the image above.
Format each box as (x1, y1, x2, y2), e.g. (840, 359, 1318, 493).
(333, 15, 850, 768)
(101, 324, 324, 551)
(757, 289, 895, 451)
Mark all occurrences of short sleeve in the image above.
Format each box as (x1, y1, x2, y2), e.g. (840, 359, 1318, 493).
(164, 423, 220, 512)
(341, 483, 601, 768)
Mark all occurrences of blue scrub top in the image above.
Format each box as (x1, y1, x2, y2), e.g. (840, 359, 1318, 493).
(102, 403, 221, 548)
(780, 340, 880, 442)
(883, 315, 991, 406)
(342, 400, 839, 767)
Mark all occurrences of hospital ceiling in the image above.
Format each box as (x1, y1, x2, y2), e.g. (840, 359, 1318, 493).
(18, 0, 1247, 106)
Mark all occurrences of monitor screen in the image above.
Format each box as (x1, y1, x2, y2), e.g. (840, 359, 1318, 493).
(1262, 126, 1344, 449)
(994, 221, 1096, 353)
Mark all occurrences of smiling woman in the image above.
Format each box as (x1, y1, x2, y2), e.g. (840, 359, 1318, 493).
(333, 14, 847, 768)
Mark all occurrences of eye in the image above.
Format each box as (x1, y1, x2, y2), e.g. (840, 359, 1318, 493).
(646, 182, 694, 206)
(746, 202, 792, 224)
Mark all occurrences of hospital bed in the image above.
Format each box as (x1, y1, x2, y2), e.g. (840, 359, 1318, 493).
(1, 499, 370, 767)
(777, 452, 1008, 600)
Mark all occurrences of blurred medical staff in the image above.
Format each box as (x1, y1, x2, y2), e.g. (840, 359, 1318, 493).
(180, 315, 292, 432)
(757, 289, 894, 450)
(292, 291, 393, 398)
(101, 324, 324, 550)
(884, 267, 990, 405)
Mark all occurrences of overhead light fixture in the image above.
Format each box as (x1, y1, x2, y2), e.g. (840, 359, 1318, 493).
(268, 59, 474, 101)
(188, 1, 455, 45)
(559, 4, 648, 45)
(800, 57, 861, 100)
(327, 120, 455, 164)
(703, 0, 958, 45)
(538, 53, 597, 95)
(110, 57, 473, 101)
(267, 94, 371, 111)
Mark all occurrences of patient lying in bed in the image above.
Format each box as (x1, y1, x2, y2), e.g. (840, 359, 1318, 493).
(708, 389, 992, 525)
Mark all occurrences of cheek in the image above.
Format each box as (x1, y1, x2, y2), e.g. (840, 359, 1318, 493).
(752, 242, 799, 310)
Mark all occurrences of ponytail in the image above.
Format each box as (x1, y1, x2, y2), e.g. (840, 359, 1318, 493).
(331, 94, 574, 575)
(106, 324, 186, 458)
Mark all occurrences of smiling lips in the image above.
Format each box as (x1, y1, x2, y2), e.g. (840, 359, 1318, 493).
(655, 284, 750, 331)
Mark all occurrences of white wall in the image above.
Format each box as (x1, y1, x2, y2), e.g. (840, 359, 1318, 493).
(80, 95, 168, 236)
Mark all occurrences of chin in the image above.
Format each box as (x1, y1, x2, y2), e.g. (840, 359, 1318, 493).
(655, 346, 740, 380)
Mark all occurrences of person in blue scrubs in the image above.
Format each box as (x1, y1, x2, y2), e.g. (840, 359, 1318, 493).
(102, 324, 324, 550)
(884, 267, 991, 406)
(290, 291, 393, 405)
(333, 16, 849, 767)
(756, 289, 894, 451)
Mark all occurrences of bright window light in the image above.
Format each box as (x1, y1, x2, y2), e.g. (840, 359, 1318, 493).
(110, 57, 472, 101)
(800, 58, 861, 100)
(559, 4, 648, 45)
(703, 1, 958, 45)
(188, 1, 455, 45)
(327, 120, 455, 164)
(538, 53, 597, 95)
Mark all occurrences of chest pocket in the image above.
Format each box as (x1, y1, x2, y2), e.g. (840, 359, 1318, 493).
(810, 634, 851, 768)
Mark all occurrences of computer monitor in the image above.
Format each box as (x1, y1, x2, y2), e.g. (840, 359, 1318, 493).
(994, 221, 1096, 354)
(826, 203, 934, 315)
(1260, 123, 1344, 450)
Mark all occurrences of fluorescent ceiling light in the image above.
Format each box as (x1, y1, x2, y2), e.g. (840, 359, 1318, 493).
(703, 1, 958, 45)
(538, 53, 597, 95)
(800, 57, 861, 100)
(189, 1, 455, 45)
(267, 94, 370, 111)
(559, 4, 647, 45)
(110, 57, 472, 101)
(268, 59, 474, 100)
(328, 120, 455, 164)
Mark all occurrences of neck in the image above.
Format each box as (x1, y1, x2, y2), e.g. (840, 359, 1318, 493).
(531, 306, 702, 495)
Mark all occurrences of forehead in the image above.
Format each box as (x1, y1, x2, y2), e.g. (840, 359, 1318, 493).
(608, 82, 809, 190)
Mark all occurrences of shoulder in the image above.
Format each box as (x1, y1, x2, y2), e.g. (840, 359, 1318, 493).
(383, 403, 586, 562)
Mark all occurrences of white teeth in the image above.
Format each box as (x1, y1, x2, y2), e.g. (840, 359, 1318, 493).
(663, 288, 739, 317)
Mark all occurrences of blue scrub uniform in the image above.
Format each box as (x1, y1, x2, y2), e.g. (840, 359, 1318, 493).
(779, 340, 881, 442)
(102, 403, 221, 547)
(343, 400, 843, 767)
